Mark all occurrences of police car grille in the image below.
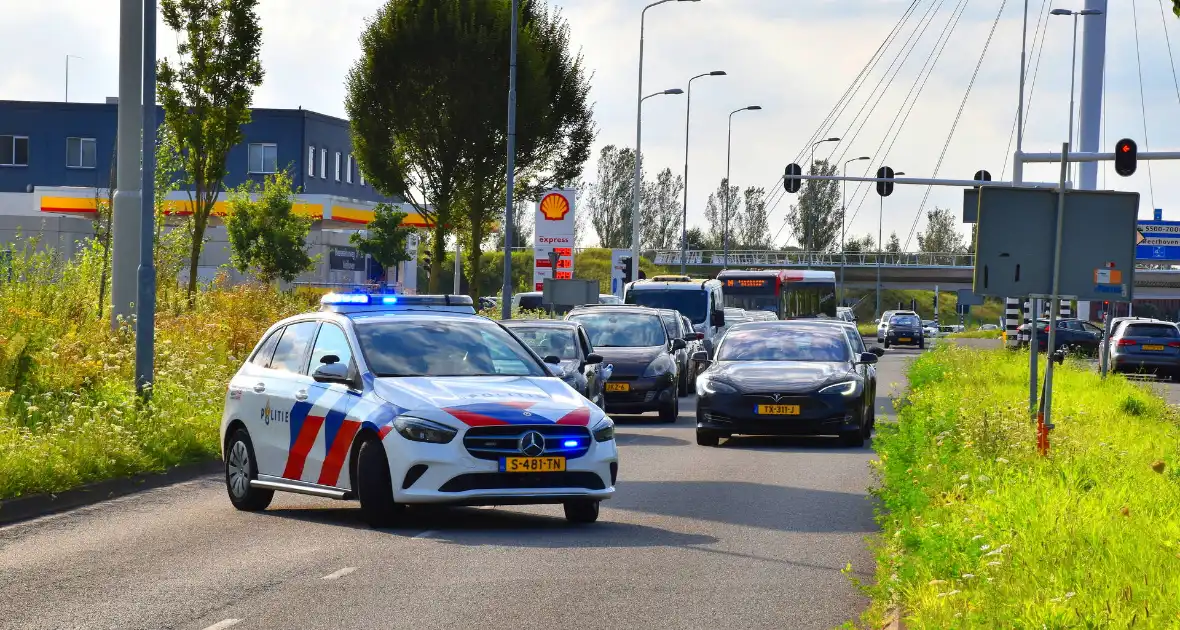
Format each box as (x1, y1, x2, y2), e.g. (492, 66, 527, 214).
(463, 425, 592, 461)
(439, 472, 606, 493)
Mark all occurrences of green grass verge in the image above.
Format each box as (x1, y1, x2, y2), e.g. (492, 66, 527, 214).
(947, 328, 1003, 339)
(858, 345, 1180, 627)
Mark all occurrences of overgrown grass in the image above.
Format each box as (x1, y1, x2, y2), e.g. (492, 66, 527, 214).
(0, 239, 313, 500)
(858, 345, 1180, 628)
(947, 328, 1003, 340)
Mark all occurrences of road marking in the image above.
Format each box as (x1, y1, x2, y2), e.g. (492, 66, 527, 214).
(321, 567, 357, 580)
(412, 530, 437, 539)
(201, 620, 242, 630)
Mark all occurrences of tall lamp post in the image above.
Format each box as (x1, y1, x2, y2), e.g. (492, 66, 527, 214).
(840, 155, 870, 304)
(500, 0, 520, 321)
(65, 55, 83, 102)
(875, 171, 904, 319)
(723, 105, 762, 269)
(805, 137, 841, 256)
(680, 70, 726, 274)
(1050, 7, 1103, 185)
(632, 0, 699, 284)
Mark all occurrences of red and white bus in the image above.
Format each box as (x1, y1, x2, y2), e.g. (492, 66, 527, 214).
(716, 269, 837, 319)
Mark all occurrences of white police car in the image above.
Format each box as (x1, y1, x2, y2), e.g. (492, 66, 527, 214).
(220, 292, 618, 527)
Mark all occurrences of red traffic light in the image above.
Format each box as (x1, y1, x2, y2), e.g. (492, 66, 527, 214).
(1121, 144, 1131, 153)
(1114, 138, 1137, 177)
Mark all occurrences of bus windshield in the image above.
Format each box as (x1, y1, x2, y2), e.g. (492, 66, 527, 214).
(625, 289, 709, 324)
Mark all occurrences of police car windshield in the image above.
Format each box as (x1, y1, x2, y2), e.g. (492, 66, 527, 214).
(569, 312, 668, 348)
(506, 326, 580, 360)
(355, 320, 546, 377)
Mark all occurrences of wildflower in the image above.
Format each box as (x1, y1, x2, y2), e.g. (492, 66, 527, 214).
(972, 535, 984, 541)
(959, 474, 970, 481)
(961, 573, 976, 580)
(977, 474, 990, 483)
(929, 579, 947, 586)
(980, 544, 991, 551)
(995, 457, 1009, 464)
(987, 561, 1001, 567)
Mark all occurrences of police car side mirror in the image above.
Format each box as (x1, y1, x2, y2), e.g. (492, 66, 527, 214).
(312, 361, 351, 385)
(543, 355, 562, 365)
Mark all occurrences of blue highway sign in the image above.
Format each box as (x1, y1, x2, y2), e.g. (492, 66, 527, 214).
(1135, 220, 1180, 262)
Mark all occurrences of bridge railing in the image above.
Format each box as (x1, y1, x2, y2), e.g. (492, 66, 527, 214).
(649, 250, 976, 268)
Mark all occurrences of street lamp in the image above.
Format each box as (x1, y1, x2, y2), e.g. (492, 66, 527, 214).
(876, 171, 904, 319)
(724, 105, 762, 269)
(65, 55, 83, 102)
(840, 155, 870, 304)
(1050, 7, 1103, 184)
(681, 70, 727, 274)
(805, 137, 841, 255)
(632, 0, 700, 284)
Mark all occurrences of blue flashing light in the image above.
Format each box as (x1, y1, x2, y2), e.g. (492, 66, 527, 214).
(381, 296, 399, 305)
(322, 292, 371, 305)
(563, 439, 579, 448)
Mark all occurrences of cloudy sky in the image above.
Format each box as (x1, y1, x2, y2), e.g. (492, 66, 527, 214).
(5, 0, 1180, 249)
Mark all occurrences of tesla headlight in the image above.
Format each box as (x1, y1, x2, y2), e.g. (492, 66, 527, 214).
(592, 418, 615, 442)
(392, 416, 457, 444)
(643, 355, 675, 378)
(696, 376, 738, 396)
(819, 380, 861, 397)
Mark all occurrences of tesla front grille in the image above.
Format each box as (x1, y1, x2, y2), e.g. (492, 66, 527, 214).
(462, 425, 592, 461)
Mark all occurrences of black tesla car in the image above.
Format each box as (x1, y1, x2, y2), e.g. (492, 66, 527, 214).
(693, 320, 878, 447)
(501, 319, 606, 408)
(567, 305, 685, 422)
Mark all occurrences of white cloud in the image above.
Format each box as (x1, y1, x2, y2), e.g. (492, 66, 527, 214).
(4, 0, 1180, 248)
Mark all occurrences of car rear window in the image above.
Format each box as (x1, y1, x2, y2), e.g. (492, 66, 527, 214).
(1122, 324, 1179, 338)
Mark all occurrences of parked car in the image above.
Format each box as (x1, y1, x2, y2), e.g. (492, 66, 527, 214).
(1019, 317, 1104, 355)
(501, 319, 608, 408)
(657, 308, 695, 396)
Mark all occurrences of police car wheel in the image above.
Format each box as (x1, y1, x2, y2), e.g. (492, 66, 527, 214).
(563, 500, 600, 524)
(225, 429, 273, 512)
(356, 437, 403, 528)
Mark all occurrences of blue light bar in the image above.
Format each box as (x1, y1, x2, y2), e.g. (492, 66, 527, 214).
(321, 292, 370, 305)
(318, 292, 476, 314)
(380, 296, 399, 305)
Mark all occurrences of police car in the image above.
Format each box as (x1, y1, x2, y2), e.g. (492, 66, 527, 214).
(220, 292, 618, 527)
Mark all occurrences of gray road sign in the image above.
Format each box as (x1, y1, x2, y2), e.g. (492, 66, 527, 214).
(973, 188, 1139, 302)
(956, 289, 985, 306)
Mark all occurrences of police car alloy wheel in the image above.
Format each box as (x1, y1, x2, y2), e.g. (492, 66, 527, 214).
(224, 429, 273, 511)
(357, 437, 404, 528)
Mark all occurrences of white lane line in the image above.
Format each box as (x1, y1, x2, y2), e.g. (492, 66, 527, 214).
(201, 620, 242, 630)
(321, 566, 358, 580)
(412, 529, 437, 539)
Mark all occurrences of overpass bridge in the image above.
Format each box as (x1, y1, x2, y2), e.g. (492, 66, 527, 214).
(649, 250, 1180, 298)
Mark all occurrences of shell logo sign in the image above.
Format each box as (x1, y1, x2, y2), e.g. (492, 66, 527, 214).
(539, 192, 571, 221)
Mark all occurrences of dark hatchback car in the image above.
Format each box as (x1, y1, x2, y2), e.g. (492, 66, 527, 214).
(658, 308, 698, 396)
(1022, 317, 1103, 355)
(693, 321, 878, 448)
(501, 320, 606, 407)
(567, 305, 685, 422)
(1106, 319, 1180, 378)
(884, 313, 924, 349)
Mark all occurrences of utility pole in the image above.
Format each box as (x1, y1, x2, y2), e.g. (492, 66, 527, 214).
(112, 0, 143, 328)
(499, 0, 519, 320)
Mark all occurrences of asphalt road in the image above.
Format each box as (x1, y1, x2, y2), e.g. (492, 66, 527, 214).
(0, 350, 920, 630)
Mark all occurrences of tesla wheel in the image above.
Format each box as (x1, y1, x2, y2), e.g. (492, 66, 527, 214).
(564, 500, 600, 524)
(225, 428, 273, 511)
(658, 396, 679, 423)
(356, 437, 404, 528)
(696, 430, 720, 447)
(840, 414, 866, 447)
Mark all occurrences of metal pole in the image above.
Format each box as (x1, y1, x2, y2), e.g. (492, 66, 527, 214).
(136, 0, 157, 396)
(499, 0, 519, 320)
(840, 163, 847, 304)
(112, 0, 143, 329)
(65, 56, 69, 102)
(454, 240, 461, 293)
(1029, 295, 1038, 417)
(724, 113, 732, 269)
(876, 194, 883, 319)
(1077, 0, 1107, 190)
(630, 4, 655, 284)
(1040, 142, 1070, 454)
(1013, 0, 1029, 184)
(1100, 307, 1113, 378)
(1067, 13, 1080, 184)
(681, 77, 694, 275)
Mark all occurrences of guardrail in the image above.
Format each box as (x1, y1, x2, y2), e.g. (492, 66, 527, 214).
(648, 250, 976, 268)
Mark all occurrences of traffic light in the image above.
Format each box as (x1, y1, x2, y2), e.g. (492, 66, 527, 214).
(784, 163, 803, 194)
(973, 170, 992, 189)
(876, 166, 895, 197)
(1114, 138, 1138, 177)
(620, 256, 633, 282)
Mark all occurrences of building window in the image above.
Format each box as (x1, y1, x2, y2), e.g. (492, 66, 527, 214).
(66, 137, 97, 169)
(0, 135, 29, 167)
(334, 152, 342, 182)
(320, 149, 327, 179)
(308, 146, 315, 177)
(248, 143, 278, 174)
(346, 154, 354, 184)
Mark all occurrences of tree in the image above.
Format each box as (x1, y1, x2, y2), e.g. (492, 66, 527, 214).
(226, 170, 316, 284)
(703, 178, 741, 251)
(153, 127, 191, 308)
(786, 159, 841, 252)
(641, 168, 684, 251)
(739, 186, 771, 249)
(587, 146, 640, 249)
(843, 233, 875, 253)
(158, 0, 264, 304)
(350, 203, 417, 282)
(886, 232, 902, 254)
(493, 199, 532, 250)
(916, 207, 966, 253)
(93, 144, 116, 318)
(684, 225, 710, 250)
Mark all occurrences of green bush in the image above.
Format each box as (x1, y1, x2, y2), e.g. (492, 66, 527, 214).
(859, 346, 1180, 627)
(0, 239, 313, 500)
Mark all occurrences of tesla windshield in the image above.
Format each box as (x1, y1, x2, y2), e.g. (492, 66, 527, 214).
(716, 328, 850, 362)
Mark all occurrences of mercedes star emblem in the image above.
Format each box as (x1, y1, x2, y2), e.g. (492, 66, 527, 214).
(518, 431, 546, 457)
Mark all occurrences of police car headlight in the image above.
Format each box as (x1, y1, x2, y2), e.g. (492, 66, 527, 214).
(592, 418, 615, 442)
(392, 416, 457, 444)
(643, 355, 675, 378)
(818, 380, 861, 397)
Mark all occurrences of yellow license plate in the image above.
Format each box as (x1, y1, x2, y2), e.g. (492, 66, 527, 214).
(502, 456, 566, 473)
(605, 382, 630, 392)
(1143, 344, 1165, 351)
(756, 404, 801, 415)
(898, 337, 911, 342)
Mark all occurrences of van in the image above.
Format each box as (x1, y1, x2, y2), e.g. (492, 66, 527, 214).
(624, 278, 726, 356)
